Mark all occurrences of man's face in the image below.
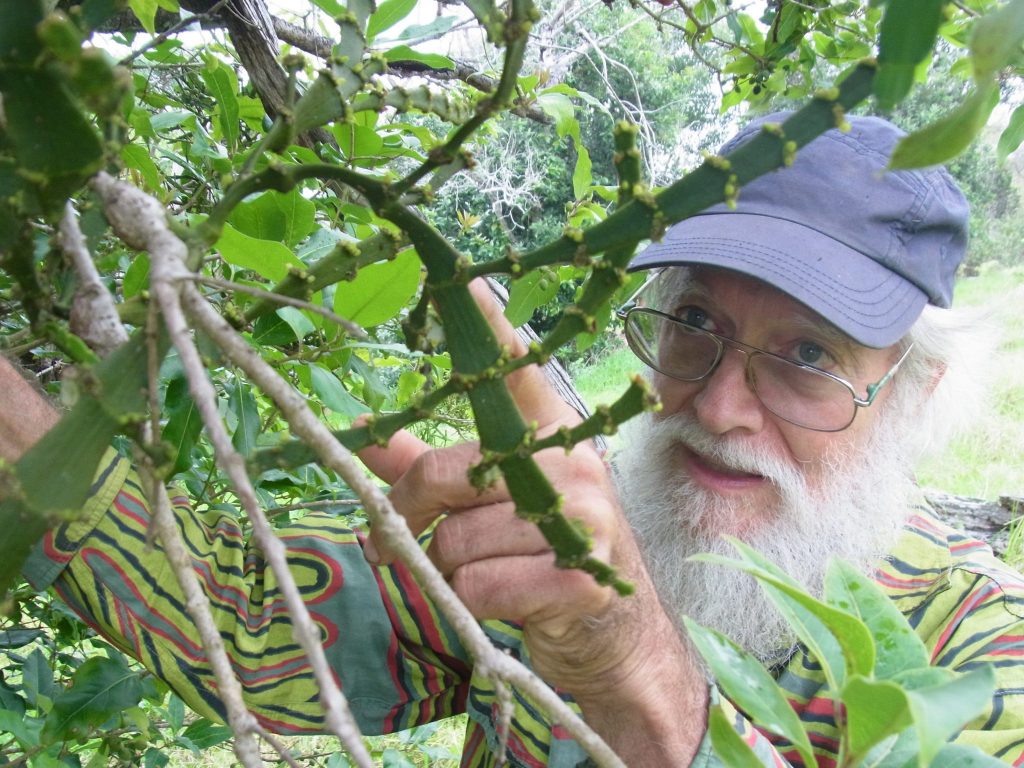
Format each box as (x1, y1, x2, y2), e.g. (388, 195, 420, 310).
(649, 267, 902, 535)
(614, 267, 920, 661)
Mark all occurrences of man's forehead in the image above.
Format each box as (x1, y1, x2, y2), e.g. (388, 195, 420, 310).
(657, 266, 860, 349)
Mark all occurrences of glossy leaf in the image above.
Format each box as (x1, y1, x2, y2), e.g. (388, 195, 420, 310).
(122, 252, 151, 300)
(824, 559, 928, 679)
(392, 16, 459, 42)
(906, 665, 996, 767)
(366, 0, 418, 43)
(997, 104, 1024, 159)
(889, 83, 999, 169)
(121, 143, 162, 192)
(697, 539, 874, 688)
(128, 0, 160, 34)
(229, 381, 260, 457)
(685, 619, 816, 766)
(333, 249, 422, 327)
(505, 270, 560, 327)
(970, 0, 1024, 81)
(180, 719, 232, 749)
(42, 655, 144, 740)
(929, 742, 1010, 767)
(874, 0, 945, 109)
(383, 45, 455, 69)
(841, 676, 913, 759)
(215, 223, 304, 282)
(707, 703, 763, 768)
(0, 710, 39, 748)
(163, 375, 202, 476)
(573, 145, 593, 199)
(309, 364, 370, 419)
(0, 627, 45, 649)
(201, 59, 240, 151)
(229, 189, 317, 248)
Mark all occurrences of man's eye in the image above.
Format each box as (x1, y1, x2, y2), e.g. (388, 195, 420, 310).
(677, 305, 714, 330)
(793, 341, 832, 367)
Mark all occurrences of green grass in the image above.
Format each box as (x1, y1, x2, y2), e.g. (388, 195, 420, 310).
(573, 266, 1024, 502)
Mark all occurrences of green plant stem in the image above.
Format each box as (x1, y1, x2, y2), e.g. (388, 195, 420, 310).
(390, 0, 535, 197)
(464, 63, 877, 280)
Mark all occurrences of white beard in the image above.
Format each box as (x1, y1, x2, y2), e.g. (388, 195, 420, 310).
(613, 410, 916, 665)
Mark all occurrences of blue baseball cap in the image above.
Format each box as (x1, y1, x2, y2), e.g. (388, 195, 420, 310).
(628, 113, 969, 348)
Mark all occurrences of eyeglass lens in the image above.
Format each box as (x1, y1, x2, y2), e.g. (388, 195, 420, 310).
(624, 310, 856, 431)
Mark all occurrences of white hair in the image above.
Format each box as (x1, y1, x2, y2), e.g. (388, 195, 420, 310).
(889, 302, 997, 462)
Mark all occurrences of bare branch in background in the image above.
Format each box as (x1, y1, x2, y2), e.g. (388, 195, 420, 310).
(60, 202, 130, 358)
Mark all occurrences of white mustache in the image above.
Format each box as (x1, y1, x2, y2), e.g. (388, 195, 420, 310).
(650, 413, 806, 495)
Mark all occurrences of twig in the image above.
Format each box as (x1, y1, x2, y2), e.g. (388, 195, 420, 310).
(92, 171, 375, 768)
(60, 202, 129, 358)
(135, 458, 265, 768)
(186, 274, 369, 340)
(120, 0, 234, 65)
(181, 271, 627, 768)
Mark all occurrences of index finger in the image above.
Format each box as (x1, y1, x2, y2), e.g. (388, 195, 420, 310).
(468, 279, 583, 432)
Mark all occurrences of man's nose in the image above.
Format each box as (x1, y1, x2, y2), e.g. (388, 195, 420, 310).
(691, 348, 766, 436)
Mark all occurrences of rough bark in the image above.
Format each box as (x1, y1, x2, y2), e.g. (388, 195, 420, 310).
(925, 490, 1024, 559)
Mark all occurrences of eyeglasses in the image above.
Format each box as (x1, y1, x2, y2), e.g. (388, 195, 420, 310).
(615, 288, 914, 433)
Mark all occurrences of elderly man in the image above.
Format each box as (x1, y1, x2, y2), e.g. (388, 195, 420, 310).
(4, 113, 1024, 767)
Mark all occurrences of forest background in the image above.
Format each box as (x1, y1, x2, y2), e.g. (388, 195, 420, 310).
(1, 0, 1023, 765)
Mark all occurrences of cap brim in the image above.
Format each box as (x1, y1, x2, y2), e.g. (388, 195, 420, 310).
(628, 213, 927, 348)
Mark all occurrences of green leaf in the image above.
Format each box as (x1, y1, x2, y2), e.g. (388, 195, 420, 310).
(875, 0, 945, 109)
(180, 719, 232, 749)
(841, 676, 913, 759)
(707, 703, 763, 767)
(393, 15, 459, 41)
(229, 189, 317, 248)
(396, 370, 427, 406)
(128, 0, 160, 34)
(906, 665, 996, 767)
(163, 375, 202, 476)
(0, 709, 39, 748)
(122, 252, 151, 300)
(22, 648, 56, 712)
(536, 92, 577, 140)
(215, 223, 304, 282)
(201, 59, 240, 151)
(309, 364, 370, 418)
(42, 655, 144, 740)
(928, 742, 1010, 767)
(229, 382, 259, 457)
(366, 0, 418, 43)
(824, 559, 928, 679)
(276, 307, 316, 340)
(333, 249, 422, 328)
(505, 270, 560, 327)
(970, 0, 1024, 81)
(997, 104, 1024, 159)
(121, 143, 162, 192)
(697, 540, 875, 688)
(382, 45, 454, 69)
(573, 145, 592, 199)
(889, 83, 999, 170)
(0, 627, 45, 649)
(685, 620, 817, 766)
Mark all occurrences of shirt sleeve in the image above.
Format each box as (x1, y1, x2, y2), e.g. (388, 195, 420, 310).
(23, 452, 472, 736)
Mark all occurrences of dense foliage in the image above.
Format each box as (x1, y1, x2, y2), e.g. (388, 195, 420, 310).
(0, 0, 1022, 764)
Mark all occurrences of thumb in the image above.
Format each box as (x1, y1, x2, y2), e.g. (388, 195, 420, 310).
(355, 417, 430, 485)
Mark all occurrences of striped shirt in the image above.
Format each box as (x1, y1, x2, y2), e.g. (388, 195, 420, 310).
(24, 453, 1024, 766)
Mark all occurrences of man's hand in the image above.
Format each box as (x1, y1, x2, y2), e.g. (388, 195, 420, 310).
(358, 281, 709, 763)
(0, 356, 59, 464)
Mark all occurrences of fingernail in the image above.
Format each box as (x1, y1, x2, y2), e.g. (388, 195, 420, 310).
(363, 538, 380, 565)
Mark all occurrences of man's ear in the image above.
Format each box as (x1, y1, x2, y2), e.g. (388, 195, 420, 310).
(926, 362, 947, 397)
